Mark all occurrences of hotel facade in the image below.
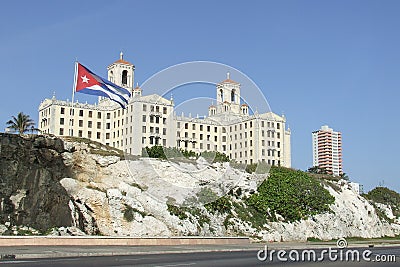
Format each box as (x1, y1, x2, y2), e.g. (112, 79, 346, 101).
(312, 125, 343, 176)
(38, 54, 291, 167)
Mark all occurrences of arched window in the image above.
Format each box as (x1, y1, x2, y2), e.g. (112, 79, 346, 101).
(231, 89, 235, 102)
(122, 70, 128, 85)
(220, 89, 223, 102)
(109, 71, 114, 83)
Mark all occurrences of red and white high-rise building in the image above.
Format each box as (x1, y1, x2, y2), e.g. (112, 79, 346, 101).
(312, 125, 342, 176)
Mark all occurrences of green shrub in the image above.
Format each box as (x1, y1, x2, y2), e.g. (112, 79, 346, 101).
(246, 166, 335, 222)
(205, 196, 232, 214)
(363, 187, 400, 218)
(200, 151, 230, 163)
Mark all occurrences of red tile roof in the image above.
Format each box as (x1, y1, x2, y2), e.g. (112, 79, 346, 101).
(219, 78, 239, 84)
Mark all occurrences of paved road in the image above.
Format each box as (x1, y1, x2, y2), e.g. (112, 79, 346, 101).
(0, 247, 398, 267)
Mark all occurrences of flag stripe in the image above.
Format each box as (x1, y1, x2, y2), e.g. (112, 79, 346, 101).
(78, 85, 126, 108)
(75, 63, 131, 108)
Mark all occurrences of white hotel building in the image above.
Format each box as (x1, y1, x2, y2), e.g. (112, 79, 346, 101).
(38, 54, 291, 167)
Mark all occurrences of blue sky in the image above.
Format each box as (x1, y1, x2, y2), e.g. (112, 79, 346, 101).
(1, 0, 399, 192)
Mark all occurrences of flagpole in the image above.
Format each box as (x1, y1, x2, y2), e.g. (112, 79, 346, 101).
(70, 60, 78, 136)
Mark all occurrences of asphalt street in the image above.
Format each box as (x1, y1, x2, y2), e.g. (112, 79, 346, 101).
(0, 246, 398, 267)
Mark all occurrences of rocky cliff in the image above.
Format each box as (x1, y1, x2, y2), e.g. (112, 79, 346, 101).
(0, 134, 399, 241)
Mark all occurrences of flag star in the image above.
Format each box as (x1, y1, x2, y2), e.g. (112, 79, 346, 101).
(81, 75, 90, 83)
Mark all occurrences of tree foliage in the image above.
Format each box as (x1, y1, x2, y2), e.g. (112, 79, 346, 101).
(246, 166, 335, 222)
(142, 146, 230, 163)
(363, 187, 400, 217)
(307, 166, 328, 174)
(6, 112, 38, 134)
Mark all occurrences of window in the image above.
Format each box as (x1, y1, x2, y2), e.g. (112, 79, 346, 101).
(163, 128, 167, 135)
(277, 123, 280, 129)
(150, 116, 154, 123)
(97, 122, 101, 129)
(207, 126, 210, 132)
(277, 132, 280, 139)
(60, 118, 64, 125)
(70, 109, 74, 116)
(200, 125, 203, 131)
(79, 110, 83, 116)
(122, 70, 128, 85)
(106, 123, 110, 129)
(97, 132, 101, 139)
(106, 133, 110, 139)
(150, 105, 154, 112)
(163, 107, 167, 114)
(192, 124, 196, 130)
(177, 122, 181, 128)
(262, 121, 264, 127)
(200, 134, 203, 140)
(107, 113, 111, 119)
(88, 111, 92, 118)
(142, 137, 146, 144)
(143, 104, 147, 111)
(142, 126, 146, 133)
(214, 127, 217, 133)
(143, 115, 146, 122)
(88, 131, 92, 138)
(59, 128, 64, 135)
(156, 106, 160, 113)
(88, 121, 92, 128)
(61, 107, 65, 114)
(214, 136, 217, 142)
(185, 123, 188, 129)
(277, 142, 281, 148)
(78, 130, 83, 137)
(97, 112, 101, 119)
(78, 120, 83, 127)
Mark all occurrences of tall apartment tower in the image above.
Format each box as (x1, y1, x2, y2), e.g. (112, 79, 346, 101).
(312, 125, 342, 176)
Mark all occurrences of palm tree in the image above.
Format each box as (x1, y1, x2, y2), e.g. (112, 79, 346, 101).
(6, 112, 38, 134)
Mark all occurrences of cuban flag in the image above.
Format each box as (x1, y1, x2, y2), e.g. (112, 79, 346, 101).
(75, 62, 131, 108)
